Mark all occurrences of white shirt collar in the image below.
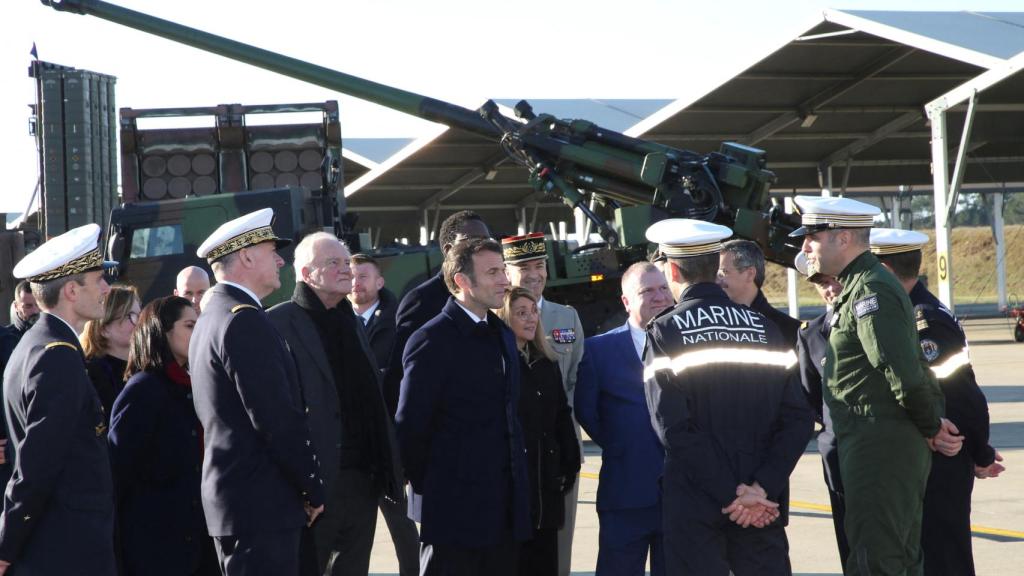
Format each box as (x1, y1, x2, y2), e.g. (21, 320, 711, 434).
(537, 296, 545, 312)
(626, 318, 646, 360)
(358, 300, 380, 323)
(454, 300, 486, 324)
(219, 280, 261, 306)
(45, 311, 78, 339)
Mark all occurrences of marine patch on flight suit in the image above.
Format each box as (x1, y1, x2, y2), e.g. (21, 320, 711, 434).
(854, 294, 879, 318)
(920, 338, 941, 362)
(551, 328, 576, 344)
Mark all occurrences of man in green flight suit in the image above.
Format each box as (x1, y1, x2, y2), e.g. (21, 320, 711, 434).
(790, 196, 961, 576)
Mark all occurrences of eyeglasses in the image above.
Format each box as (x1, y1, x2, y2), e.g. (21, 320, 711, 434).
(510, 308, 538, 321)
(124, 311, 139, 325)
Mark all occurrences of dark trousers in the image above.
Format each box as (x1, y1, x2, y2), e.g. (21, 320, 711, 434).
(214, 529, 301, 576)
(520, 526, 558, 576)
(922, 452, 976, 576)
(596, 505, 665, 576)
(314, 468, 379, 576)
(823, 462, 851, 570)
(380, 491, 421, 576)
(557, 477, 578, 576)
(663, 471, 790, 576)
(420, 539, 519, 576)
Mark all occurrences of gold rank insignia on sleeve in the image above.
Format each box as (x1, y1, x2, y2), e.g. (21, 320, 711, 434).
(45, 341, 77, 351)
(231, 304, 259, 313)
(915, 308, 929, 332)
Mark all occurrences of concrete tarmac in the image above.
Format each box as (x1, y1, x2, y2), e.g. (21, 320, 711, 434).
(367, 317, 1024, 575)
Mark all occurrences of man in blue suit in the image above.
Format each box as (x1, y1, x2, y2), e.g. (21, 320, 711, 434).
(575, 262, 674, 576)
(396, 238, 531, 576)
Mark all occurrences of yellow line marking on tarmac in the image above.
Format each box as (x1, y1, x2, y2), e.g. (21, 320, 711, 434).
(789, 500, 1024, 540)
(581, 476, 1024, 539)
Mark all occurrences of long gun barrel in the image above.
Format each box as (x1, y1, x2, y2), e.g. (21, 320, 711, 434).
(43, 0, 800, 266)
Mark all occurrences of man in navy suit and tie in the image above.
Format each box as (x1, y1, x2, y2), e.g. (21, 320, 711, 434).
(575, 262, 673, 576)
(396, 238, 531, 575)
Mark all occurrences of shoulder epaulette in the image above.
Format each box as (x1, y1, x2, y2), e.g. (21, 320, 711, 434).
(800, 321, 808, 330)
(231, 304, 259, 313)
(45, 341, 77, 351)
(914, 307, 929, 332)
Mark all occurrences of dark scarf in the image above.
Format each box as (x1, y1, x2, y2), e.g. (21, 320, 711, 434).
(292, 281, 379, 471)
(12, 313, 35, 336)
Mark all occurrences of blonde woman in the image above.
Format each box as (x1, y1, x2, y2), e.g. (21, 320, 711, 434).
(81, 284, 140, 424)
(497, 287, 581, 576)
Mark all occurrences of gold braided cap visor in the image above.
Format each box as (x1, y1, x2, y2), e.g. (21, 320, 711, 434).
(871, 244, 924, 256)
(659, 241, 722, 258)
(800, 213, 875, 228)
(29, 248, 108, 282)
(206, 226, 285, 262)
(502, 233, 547, 264)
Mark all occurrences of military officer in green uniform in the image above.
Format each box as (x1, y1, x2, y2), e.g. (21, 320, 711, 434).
(790, 196, 959, 576)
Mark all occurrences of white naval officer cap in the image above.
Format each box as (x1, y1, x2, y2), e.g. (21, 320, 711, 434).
(645, 218, 732, 261)
(13, 223, 118, 283)
(870, 228, 929, 256)
(788, 196, 881, 238)
(197, 208, 291, 262)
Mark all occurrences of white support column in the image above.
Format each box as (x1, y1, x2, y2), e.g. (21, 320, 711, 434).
(785, 197, 800, 318)
(419, 211, 429, 246)
(896, 185, 909, 229)
(994, 191, 1007, 310)
(573, 209, 586, 245)
(517, 207, 527, 236)
(929, 110, 955, 311)
(890, 195, 901, 229)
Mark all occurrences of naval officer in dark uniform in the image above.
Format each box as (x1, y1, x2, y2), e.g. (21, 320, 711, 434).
(190, 209, 325, 576)
(642, 219, 813, 576)
(0, 223, 118, 576)
(871, 228, 1003, 576)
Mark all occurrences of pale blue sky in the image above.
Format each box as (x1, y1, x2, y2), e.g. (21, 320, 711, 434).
(2, 0, 1021, 213)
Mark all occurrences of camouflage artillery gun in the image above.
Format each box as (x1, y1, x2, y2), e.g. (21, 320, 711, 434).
(43, 0, 801, 327)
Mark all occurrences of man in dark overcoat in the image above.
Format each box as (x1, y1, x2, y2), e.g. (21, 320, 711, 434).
(268, 232, 402, 576)
(396, 238, 531, 575)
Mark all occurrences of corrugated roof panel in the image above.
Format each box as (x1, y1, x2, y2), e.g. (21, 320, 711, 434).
(829, 10, 1024, 67)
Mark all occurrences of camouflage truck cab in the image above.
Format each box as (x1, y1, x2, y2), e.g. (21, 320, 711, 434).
(107, 186, 328, 307)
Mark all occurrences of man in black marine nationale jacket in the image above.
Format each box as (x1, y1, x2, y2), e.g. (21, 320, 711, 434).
(642, 219, 813, 576)
(0, 223, 119, 576)
(190, 208, 325, 576)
